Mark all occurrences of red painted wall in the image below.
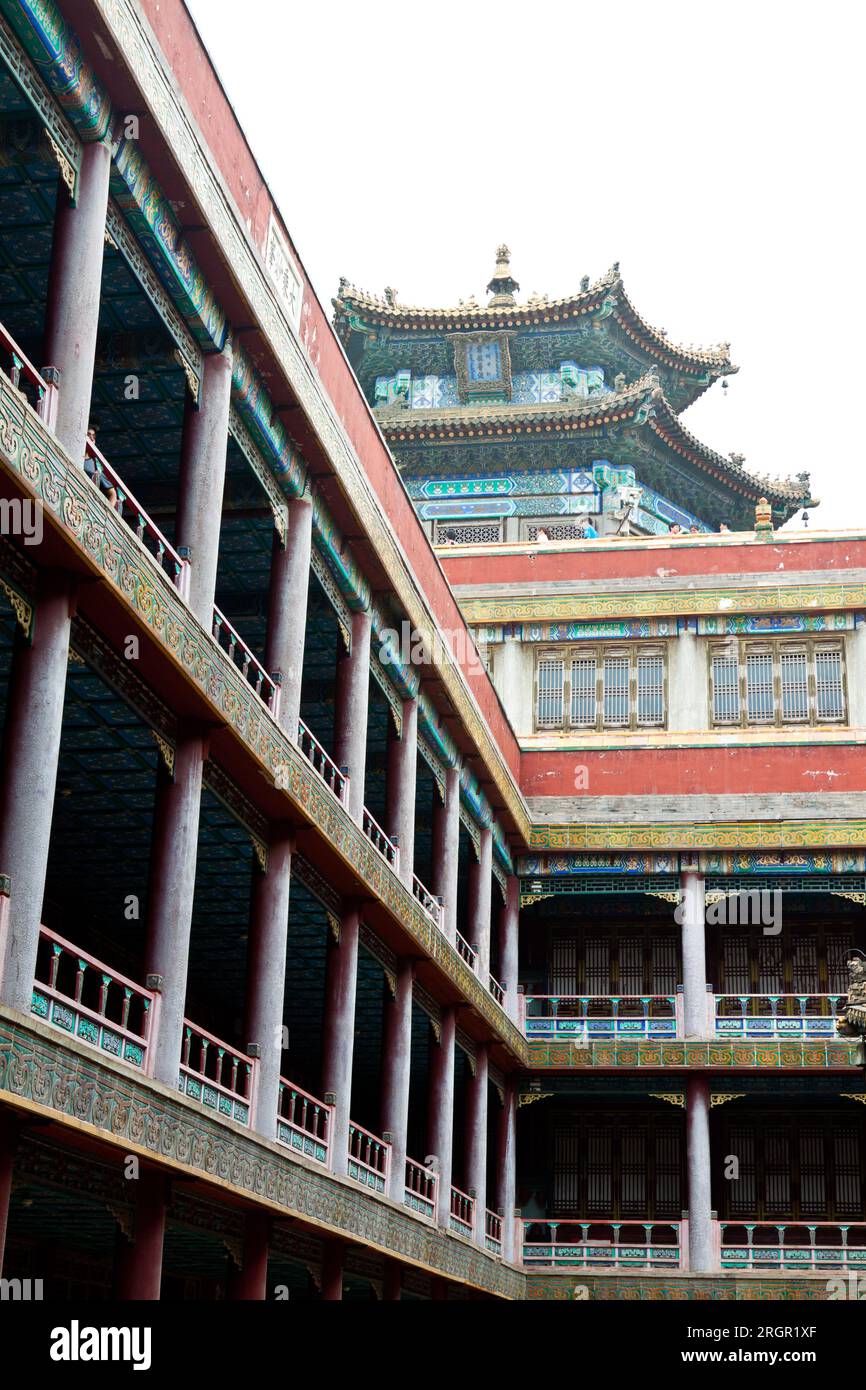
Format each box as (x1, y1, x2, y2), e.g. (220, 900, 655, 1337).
(521, 744, 866, 800)
(441, 537, 866, 591)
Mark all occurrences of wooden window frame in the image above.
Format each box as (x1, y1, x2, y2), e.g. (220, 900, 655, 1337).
(708, 637, 848, 728)
(533, 643, 668, 732)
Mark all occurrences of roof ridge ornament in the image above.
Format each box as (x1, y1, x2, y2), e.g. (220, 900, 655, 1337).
(486, 244, 520, 307)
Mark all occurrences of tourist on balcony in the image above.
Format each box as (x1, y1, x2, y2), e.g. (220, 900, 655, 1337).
(578, 518, 599, 539)
(536, 527, 551, 544)
(83, 424, 117, 509)
(669, 522, 683, 536)
(689, 524, 700, 534)
(719, 521, 731, 532)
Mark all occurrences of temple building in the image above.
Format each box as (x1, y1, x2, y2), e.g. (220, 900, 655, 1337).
(0, 0, 864, 1304)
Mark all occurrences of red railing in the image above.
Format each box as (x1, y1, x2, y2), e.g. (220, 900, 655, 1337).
(404, 1156, 439, 1222)
(85, 438, 189, 598)
(450, 1184, 475, 1237)
(0, 321, 59, 429)
(179, 1021, 257, 1128)
(296, 718, 349, 803)
(212, 604, 280, 713)
(362, 807, 400, 871)
(489, 973, 505, 1006)
(455, 929, 477, 972)
(412, 874, 443, 928)
(347, 1121, 391, 1194)
(30, 925, 157, 1074)
(276, 1078, 332, 1166)
(485, 1209, 503, 1254)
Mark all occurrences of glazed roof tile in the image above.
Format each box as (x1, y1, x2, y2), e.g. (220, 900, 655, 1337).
(334, 265, 737, 376)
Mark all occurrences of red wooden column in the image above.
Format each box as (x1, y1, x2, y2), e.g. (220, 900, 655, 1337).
(333, 610, 372, 822)
(115, 1167, 168, 1301)
(143, 722, 208, 1087)
(427, 1004, 456, 1230)
(380, 958, 414, 1203)
(496, 1079, 518, 1263)
(465, 1043, 489, 1248)
(386, 698, 418, 888)
(432, 767, 460, 942)
(382, 1258, 402, 1301)
(227, 1211, 270, 1300)
(265, 494, 313, 736)
(0, 572, 75, 1013)
(244, 828, 293, 1140)
(321, 1239, 344, 1301)
(499, 876, 520, 1020)
(468, 826, 493, 982)
(0, 1110, 19, 1276)
(43, 135, 111, 460)
(175, 345, 233, 626)
(321, 904, 360, 1176)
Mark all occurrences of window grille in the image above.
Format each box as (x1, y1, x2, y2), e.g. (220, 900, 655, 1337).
(526, 521, 587, 541)
(536, 656, 564, 728)
(799, 1128, 826, 1215)
(815, 648, 845, 719)
(826, 933, 854, 994)
(435, 519, 502, 545)
(711, 652, 740, 724)
(791, 935, 818, 994)
(710, 639, 847, 726)
(745, 651, 774, 723)
(636, 653, 665, 726)
(603, 655, 630, 726)
(570, 657, 597, 727)
(835, 1129, 861, 1215)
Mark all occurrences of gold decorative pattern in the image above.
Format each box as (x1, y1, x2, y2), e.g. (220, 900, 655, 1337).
(0, 577, 32, 637)
(710, 1093, 746, 1108)
(518, 1092, 554, 1108)
(150, 731, 175, 776)
(249, 836, 268, 874)
(649, 1092, 685, 1108)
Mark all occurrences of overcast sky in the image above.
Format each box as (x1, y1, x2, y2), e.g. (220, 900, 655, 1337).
(187, 0, 864, 531)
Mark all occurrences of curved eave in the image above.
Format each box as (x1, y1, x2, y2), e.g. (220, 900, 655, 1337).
(333, 270, 737, 379)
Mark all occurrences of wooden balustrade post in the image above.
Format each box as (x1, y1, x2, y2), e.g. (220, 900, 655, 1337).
(0, 571, 76, 1012)
(42, 135, 111, 461)
(386, 698, 418, 889)
(427, 1004, 456, 1230)
(143, 722, 208, 1087)
(265, 495, 313, 736)
(244, 827, 294, 1140)
(321, 904, 360, 1176)
(175, 346, 233, 625)
(333, 610, 372, 822)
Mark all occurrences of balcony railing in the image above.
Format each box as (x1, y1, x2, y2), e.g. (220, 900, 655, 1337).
(30, 925, 157, 1073)
(412, 875, 444, 929)
(404, 1156, 439, 1222)
(347, 1121, 391, 1194)
(523, 994, 679, 1041)
(450, 1184, 475, 1238)
(455, 930, 477, 972)
(85, 439, 190, 598)
(714, 994, 844, 1039)
(276, 1079, 332, 1167)
(720, 1221, 866, 1271)
(362, 807, 400, 871)
(0, 320, 58, 430)
(485, 1209, 503, 1255)
(521, 1219, 683, 1269)
(296, 719, 349, 803)
(179, 1021, 256, 1127)
(489, 974, 505, 1007)
(212, 604, 280, 714)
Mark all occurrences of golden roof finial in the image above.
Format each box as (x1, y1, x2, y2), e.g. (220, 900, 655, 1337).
(486, 244, 519, 307)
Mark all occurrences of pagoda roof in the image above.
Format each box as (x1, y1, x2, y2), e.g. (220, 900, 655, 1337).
(374, 371, 810, 511)
(334, 262, 738, 381)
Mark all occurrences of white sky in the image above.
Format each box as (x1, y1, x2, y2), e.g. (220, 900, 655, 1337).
(188, 0, 864, 530)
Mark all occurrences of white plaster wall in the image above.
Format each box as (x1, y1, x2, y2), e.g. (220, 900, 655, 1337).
(669, 630, 709, 731)
(489, 639, 534, 736)
(845, 624, 866, 727)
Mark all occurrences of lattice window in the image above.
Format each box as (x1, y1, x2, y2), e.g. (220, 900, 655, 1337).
(651, 936, 678, 994)
(780, 649, 809, 721)
(764, 1128, 792, 1214)
(756, 935, 784, 995)
(745, 650, 774, 723)
(621, 1130, 647, 1216)
(526, 521, 587, 542)
(586, 1128, 613, 1217)
(536, 654, 565, 728)
(826, 933, 854, 994)
(724, 1120, 864, 1220)
(834, 1128, 861, 1215)
(550, 935, 580, 994)
(570, 657, 597, 727)
(791, 935, 819, 994)
(603, 655, 630, 727)
(585, 936, 611, 994)
(722, 933, 751, 994)
(636, 653, 665, 726)
(434, 519, 502, 545)
(555, 1120, 683, 1219)
(729, 1127, 757, 1216)
(710, 639, 847, 726)
(711, 652, 740, 724)
(799, 1128, 826, 1215)
(815, 648, 845, 719)
(619, 935, 644, 994)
